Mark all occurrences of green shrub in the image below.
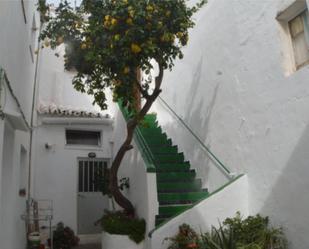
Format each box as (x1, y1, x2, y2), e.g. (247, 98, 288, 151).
(165, 213, 288, 249)
(201, 223, 237, 249)
(101, 211, 146, 244)
(53, 222, 79, 249)
(223, 212, 287, 249)
(164, 224, 200, 249)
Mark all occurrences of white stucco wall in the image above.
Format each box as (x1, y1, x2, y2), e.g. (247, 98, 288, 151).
(150, 175, 248, 249)
(0, 0, 39, 122)
(33, 26, 117, 234)
(0, 119, 32, 249)
(112, 110, 159, 241)
(33, 121, 113, 232)
(36, 46, 115, 117)
(151, 0, 309, 248)
(0, 1, 40, 248)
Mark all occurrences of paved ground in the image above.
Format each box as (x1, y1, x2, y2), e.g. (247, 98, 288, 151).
(74, 244, 101, 249)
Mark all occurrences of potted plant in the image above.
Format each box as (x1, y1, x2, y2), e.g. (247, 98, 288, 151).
(37, 0, 205, 246)
(52, 222, 79, 249)
(165, 213, 288, 249)
(101, 211, 145, 249)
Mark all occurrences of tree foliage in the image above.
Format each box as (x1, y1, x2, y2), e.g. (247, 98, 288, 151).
(39, 0, 205, 110)
(38, 0, 205, 216)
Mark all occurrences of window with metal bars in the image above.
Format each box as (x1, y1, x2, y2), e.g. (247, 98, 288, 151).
(78, 159, 108, 193)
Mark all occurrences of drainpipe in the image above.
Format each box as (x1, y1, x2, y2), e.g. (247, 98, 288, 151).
(0, 69, 3, 117)
(27, 21, 42, 202)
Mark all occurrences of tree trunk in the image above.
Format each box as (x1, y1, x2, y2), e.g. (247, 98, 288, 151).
(133, 68, 142, 111)
(109, 120, 137, 216)
(108, 63, 164, 217)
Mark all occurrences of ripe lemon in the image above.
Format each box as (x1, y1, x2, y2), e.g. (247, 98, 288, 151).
(126, 18, 133, 25)
(131, 43, 142, 53)
(123, 67, 130, 74)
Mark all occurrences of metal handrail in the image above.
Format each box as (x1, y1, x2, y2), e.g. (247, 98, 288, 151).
(157, 95, 233, 179)
(118, 103, 156, 172)
(134, 127, 156, 171)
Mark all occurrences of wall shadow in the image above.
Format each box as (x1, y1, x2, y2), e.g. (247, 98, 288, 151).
(157, 56, 223, 189)
(260, 123, 309, 249)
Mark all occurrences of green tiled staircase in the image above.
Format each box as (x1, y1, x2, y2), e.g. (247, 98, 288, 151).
(139, 114, 209, 227)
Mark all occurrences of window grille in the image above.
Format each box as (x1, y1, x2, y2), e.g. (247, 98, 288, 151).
(78, 159, 108, 193)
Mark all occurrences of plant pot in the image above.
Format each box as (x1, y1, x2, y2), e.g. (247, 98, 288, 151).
(28, 232, 41, 249)
(102, 232, 144, 249)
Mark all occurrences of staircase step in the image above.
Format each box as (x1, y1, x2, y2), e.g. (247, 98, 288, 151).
(144, 114, 157, 122)
(159, 205, 192, 215)
(147, 138, 172, 146)
(143, 133, 167, 141)
(155, 214, 174, 226)
(137, 113, 210, 227)
(145, 136, 170, 144)
(158, 188, 208, 193)
(156, 164, 191, 173)
(153, 153, 184, 163)
(155, 217, 167, 227)
(156, 170, 196, 182)
(140, 120, 158, 129)
(158, 192, 209, 205)
(139, 126, 162, 134)
(157, 180, 202, 192)
(155, 161, 190, 168)
(156, 213, 174, 219)
(150, 146, 178, 154)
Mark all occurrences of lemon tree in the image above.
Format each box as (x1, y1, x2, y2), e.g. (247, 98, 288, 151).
(39, 0, 205, 216)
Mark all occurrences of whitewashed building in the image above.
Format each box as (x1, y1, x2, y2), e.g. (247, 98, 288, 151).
(0, 0, 115, 248)
(32, 45, 115, 237)
(0, 1, 40, 248)
(1, 0, 309, 249)
(149, 0, 309, 248)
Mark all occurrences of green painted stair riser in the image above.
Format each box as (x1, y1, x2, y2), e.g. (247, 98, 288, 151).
(140, 128, 163, 135)
(137, 114, 209, 227)
(156, 171, 196, 182)
(153, 153, 184, 163)
(157, 180, 202, 192)
(150, 146, 178, 154)
(155, 164, 190, 172)
(158, 192, 209, 202)
(159, 205, 191, 215)
(142, 132, 168, 140)
(147, 138, 172, 146)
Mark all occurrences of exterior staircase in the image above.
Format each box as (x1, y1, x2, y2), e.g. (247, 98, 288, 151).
(139, 114, 209, 227)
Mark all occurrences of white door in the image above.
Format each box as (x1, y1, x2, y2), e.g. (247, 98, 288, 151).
(77, 158, 109, 234)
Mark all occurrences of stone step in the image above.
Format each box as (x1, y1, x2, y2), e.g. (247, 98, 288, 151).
(156, 170, 196, 182)
(158, 191, 209, 205)
(157, 179, 203, 192)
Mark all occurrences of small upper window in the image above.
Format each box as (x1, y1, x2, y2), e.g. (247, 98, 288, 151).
(289, 10, 309, 70)
(66, 130, 101, 146)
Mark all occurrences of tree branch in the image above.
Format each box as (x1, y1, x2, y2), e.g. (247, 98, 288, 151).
(138, 61, 164, 118)
(135, 80, 150, 100)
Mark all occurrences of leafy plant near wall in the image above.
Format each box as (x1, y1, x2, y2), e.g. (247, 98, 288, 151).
(37, 0, 206, 218)
(93, 168, 129, 211)
(164, 224, 201, 249)
(52, 222, 79, 249)
(221, 212, 288, 249)
(165, 213, 288, 249)
(101, 210, 146, 243)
